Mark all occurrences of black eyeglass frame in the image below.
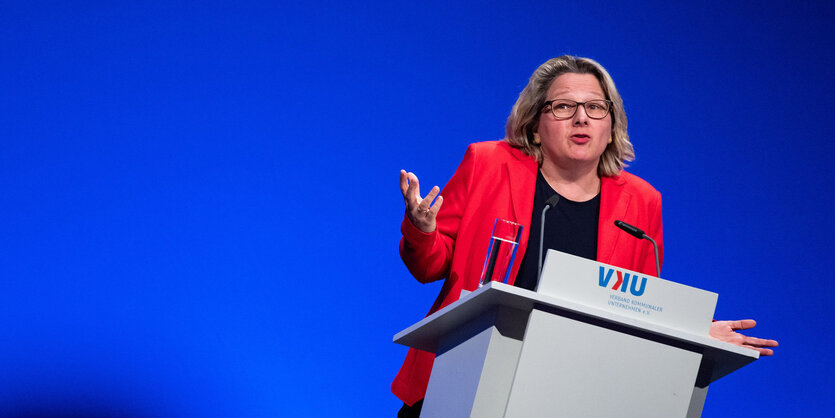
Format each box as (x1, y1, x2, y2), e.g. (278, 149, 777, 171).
(541, 99, 613, 120)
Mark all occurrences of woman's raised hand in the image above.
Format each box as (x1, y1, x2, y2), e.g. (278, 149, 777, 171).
(400, 170, 443, 233)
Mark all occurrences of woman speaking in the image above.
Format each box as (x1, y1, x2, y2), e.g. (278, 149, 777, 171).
(394, 55, 777, 417)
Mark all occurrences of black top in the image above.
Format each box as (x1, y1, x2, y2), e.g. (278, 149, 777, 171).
(514, 170, 601, 291)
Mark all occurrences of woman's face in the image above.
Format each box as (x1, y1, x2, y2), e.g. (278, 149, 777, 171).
(537, 73, 612, 171)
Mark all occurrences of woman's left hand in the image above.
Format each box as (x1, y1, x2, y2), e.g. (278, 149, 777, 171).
(709, 319, 778, 356)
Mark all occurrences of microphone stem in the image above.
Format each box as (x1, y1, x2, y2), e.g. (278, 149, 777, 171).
(644, 234, 660, 277)
(538, 205, 551, 280)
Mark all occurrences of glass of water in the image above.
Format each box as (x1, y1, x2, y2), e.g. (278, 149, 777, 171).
(479, 218, 523, 286)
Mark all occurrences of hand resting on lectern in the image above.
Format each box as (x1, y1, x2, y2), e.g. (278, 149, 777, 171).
(709, 319, 778, 356)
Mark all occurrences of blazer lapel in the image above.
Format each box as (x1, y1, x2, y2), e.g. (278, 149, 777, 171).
(598, 174, 631, 264)
(504, 149, 537, 225)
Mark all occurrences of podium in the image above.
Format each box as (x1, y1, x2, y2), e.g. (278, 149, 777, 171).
(393, 252, 759, 417)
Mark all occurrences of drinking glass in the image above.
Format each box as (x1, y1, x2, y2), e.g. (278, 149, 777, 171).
(479, 218, 523, 286)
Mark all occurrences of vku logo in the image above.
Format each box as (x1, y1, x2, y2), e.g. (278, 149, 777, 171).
(598, 267, 647, 296)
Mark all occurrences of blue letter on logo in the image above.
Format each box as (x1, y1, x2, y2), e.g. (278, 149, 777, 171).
(620, 273, 631, 293)
(599, 267, 614, 287)
(630, 276, 647, 296)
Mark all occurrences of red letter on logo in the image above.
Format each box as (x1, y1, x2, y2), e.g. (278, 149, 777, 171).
(613, 271, 623, 290)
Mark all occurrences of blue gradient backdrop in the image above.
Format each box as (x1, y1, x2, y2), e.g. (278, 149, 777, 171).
(1, 1, 833, 416)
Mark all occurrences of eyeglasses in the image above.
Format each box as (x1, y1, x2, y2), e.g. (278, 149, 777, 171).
(542, 99, 612, 120)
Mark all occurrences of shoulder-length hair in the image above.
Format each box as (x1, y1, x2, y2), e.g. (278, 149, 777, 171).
(504, 55, 634, 177)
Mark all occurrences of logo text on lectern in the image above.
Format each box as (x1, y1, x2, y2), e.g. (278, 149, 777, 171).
(598, 266, 647, 296)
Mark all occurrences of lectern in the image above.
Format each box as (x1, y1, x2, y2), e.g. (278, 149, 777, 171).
(393, 250, 758, 417)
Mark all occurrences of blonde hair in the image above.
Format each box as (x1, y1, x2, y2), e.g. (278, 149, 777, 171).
(504, 55, 634, 177)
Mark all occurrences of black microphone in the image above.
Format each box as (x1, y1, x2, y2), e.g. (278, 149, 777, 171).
(614, 220, 645, 239)
(538, 195, 561, 281)
(614, 220, 660, 277)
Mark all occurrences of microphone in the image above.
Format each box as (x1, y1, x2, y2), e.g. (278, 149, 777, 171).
(614, 220, 645, 239)
(614, 220, 660, 277)
(538, 195, 561, 280)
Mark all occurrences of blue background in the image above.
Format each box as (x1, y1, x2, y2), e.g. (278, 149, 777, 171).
(1, 1, 833, 416)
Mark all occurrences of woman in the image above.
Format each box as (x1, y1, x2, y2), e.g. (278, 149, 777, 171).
(394, 55, 776, 416)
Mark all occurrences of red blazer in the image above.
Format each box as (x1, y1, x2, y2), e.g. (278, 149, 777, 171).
(392, 141, 663, 406)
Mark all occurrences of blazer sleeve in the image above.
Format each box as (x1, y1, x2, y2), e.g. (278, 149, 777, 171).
(399, 144, 477, 283)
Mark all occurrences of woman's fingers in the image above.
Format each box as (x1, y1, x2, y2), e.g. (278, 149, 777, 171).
(399, 170, 410, 198)
(400, 170, 421, 208)
(418, 186, 440, 212)
(425, 185, 440, 202)
(743, 336, 779, 348)
(428, 195, 443, 218)
(743, 345, 774, 356)
(400, 170, 440, 211)
(399, 170, 441, 232)
(730, 319, 757, 330)
(743, 341, 776, 356)
(728, 319, 779, 348)
(711, 319, 778, 356)
(406, 172, 420, 203)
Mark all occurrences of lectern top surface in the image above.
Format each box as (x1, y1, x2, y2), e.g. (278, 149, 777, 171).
(394, 282, 757, 384)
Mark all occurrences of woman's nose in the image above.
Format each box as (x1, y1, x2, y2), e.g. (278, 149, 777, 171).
(573, 105, 590, 125)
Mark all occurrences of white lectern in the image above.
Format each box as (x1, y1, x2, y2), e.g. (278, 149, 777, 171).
(393, 251, 758, 418)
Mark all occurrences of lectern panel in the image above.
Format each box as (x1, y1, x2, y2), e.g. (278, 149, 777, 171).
(504, 308, 702, 418)
(421, 306, 528, 418)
